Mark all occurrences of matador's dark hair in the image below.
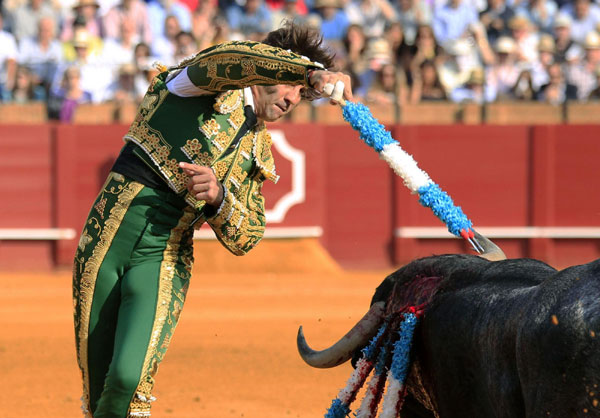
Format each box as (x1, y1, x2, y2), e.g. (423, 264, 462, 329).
(262, 21, 336, 70)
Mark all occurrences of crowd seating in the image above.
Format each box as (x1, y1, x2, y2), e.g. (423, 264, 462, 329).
(2, 101, 596, 125)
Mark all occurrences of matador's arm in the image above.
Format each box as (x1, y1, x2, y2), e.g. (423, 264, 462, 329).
(174, 41, 325, 92)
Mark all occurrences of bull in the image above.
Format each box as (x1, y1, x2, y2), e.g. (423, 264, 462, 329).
(297, 234, 600, 417)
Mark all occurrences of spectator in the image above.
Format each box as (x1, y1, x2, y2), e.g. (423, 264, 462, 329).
(567, 30, 600, 99)
(408, 23, 444, 73)
(60, 0, 104, 41)
(8, 0, 57, 42)
(587, 66, 600, 99)
(486, 36, 520, 100)
(479, 0, 515, 44)
(432, 0, 479, 45)
(54, 27, 114, 102)
(104, 0, 152, 45)
(308, 0, 349, 42)
(508, 14, 539, 64)
(147, 0, 192, 41)
(191, 0, 221, 50)
(173, 30, 198, 62)
(103, 62, 138, 103)
(18, 16, 63, 93)
(48, 65, 93, 121)
(394, 0, 432, 46)
(103, 18, 140, 67)
(538, 61, 577, 103)
(343, 23, 368, 77)
(410, 58, 447, 102)
(225, 0, 273, 40)
(560, 0, 600, 44)
(450, 66, 486, 102)
(356, 38, 394, 97)
(511, 68, 537, 99)
(3, 64, 46, 102)
(553, 12, 583, 63)
(530, 33, 555, 89)
(272, 0, 308, 29)
(438, 38, 479, 93)
(0, 10, 18, 101)
(63, 26, 104, 63)
(515, 0, 557, 34)
(152, 14, 181, 65)
(345, 0, 397, 39)
(365, 62, 408, 104)
(384, 21, 411, 70)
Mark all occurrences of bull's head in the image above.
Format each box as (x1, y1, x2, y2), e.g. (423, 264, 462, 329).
(297, 232, 505, 369)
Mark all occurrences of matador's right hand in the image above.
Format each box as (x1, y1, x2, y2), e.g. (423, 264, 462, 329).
(309, 70, 353, 104)
(179, 162, 224, 207)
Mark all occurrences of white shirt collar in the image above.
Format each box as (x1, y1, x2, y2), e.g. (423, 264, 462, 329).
(243, 87, 255, 111)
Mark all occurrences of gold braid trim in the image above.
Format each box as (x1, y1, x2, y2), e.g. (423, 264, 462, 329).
(184, 41, 319, 92)
(128, 207, 196, 417)
(77, 175, 144, 415)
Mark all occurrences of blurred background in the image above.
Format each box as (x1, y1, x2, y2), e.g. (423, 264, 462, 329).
(1, 0, 600, 272)
(0, 1, 599, 416)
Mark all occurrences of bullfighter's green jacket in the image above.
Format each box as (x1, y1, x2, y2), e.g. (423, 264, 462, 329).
(123, 41, 323, 255)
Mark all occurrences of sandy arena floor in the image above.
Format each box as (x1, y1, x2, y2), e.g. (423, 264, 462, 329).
(0, 240, 389, 418)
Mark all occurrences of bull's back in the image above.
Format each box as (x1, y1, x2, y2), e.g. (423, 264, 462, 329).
(517, 259, 600, 417)
(417, 258, 556, 418)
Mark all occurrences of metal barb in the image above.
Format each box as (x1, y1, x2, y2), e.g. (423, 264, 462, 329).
(467, 237, 483, 254)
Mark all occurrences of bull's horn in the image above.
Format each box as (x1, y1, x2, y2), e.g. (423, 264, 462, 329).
(297, 301, 385, 368)
(473, 229, 506, 261)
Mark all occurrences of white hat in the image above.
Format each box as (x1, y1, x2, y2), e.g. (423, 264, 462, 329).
(495, 36, 516, 54)
(584, 31, 600, 49)
(553, 13, 572, 29)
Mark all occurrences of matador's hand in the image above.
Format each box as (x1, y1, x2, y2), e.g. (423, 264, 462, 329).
(179, 162, 224, 207)
(309, 70, 353, 104)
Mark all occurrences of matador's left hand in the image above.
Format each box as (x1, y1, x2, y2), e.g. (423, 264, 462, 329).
(179, 162, 224, 207)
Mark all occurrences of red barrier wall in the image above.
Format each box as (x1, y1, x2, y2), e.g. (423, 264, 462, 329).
(1, 123, 599, 270)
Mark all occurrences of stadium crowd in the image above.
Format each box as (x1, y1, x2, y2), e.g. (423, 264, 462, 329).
(0, 0, 599, 121)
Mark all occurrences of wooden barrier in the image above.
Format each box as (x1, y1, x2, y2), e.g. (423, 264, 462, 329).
(0, 102, 47, 123)
(565, 102, 600, 124)
(72, 103, 118, 124)
(485, 102, 563, 124)
(399, 103, 462, 124)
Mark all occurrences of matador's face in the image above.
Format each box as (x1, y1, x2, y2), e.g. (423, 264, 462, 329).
(251, 84, 304, 122)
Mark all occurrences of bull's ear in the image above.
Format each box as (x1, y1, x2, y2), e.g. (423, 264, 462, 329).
(473, 230, 506, 261)
(370, 275, 395, 305)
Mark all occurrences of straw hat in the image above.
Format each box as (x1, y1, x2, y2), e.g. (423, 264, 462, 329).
(467, 68, 485, 85)
(584, 31, 600, 49)
(538, 34, 556, 53)
(553, 13, 572, 29)
(495, 36, 516, 54)
(365, 39, 392, 62)
(119, 63, 137, 75)
(508, 15, 531, 31)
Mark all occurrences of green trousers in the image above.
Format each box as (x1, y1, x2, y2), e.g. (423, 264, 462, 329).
(73, 172, 196, 417)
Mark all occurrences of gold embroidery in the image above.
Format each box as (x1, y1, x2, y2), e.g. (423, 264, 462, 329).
(131, 207, 195, 417)
(213, 160, 231, 180)
(200, 119, 220, 138)
(93, 198, 107, 219)
(181, 138, 212, 167)
(77, 175, 144, 414)
(213, 90, 242, 114)
(253, 127, 279, 183)
(184, 41, 315, 91)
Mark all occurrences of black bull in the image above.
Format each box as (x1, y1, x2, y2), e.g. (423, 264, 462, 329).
(298, 254, 600, 417)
